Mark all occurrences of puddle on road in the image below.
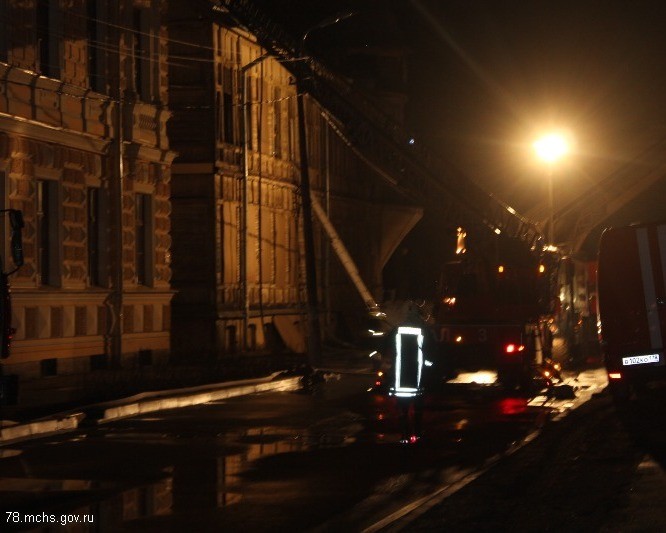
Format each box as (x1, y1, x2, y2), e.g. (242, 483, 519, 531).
(0, 477, 173, 529)
(495, 397, 530, 416)
(366, 383, 550, 448)
(1, 387, 561, 531)
(2, 379, 559, 530)
(1, 423, 355, 530)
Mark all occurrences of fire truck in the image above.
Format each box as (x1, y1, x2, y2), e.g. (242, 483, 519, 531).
(0, 209, 24, 404)
(597, 221, 666, 403)
(430, 231, 552, 390)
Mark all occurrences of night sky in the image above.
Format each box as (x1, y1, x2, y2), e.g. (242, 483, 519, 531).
(402, 0, 666, 219)
(247, 0, 666, 278)
(256, 1, 666, 221)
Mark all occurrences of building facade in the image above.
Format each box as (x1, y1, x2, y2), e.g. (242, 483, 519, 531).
(168, 5, 420, 358)
(0, 0, 175, 379)
(0, 0, 419, 383)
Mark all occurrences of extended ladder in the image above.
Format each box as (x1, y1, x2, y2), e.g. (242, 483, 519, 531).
(213, 0, 543, 248)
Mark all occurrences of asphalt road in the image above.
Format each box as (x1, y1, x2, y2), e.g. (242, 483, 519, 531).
(407, 389, 666, 532)
(0, 367, 662, 532)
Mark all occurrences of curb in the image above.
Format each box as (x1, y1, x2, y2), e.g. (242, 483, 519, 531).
(0, 373, 302, 445)
(0, 413, 85, 445)
(99, 374, 301, 423)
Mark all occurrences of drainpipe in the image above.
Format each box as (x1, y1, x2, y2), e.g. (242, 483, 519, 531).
(296, 12, 356, 369)
(240, 53, 269, 351)
(111, 5, 125, 368)
(296, 82, 323, 369)
(323, 123, 331, 329)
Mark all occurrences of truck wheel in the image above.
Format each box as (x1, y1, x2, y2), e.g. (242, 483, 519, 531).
(497, 369, 520, 391)
(518, 370, 534, 394)
(633, 380, 649, 400)
(608, 380, 631, 410)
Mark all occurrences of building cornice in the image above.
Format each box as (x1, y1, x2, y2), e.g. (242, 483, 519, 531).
(124, 141, 179, 165)
(0, 112, 111, 154)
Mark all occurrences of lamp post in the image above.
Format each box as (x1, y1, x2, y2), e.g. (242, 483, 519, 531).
(533, 133, 569, 244)
(297, 11, 355, 371)
(240, 53, 270, 352)
(533, 132, 571, 360)
(301, 11, 356, 51)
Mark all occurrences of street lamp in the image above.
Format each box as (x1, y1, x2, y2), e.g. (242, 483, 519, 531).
(533, 133, 569, 244)
(240, 53, 270, 351)
(301, 11, 356, 51)
(296, 11, 356, 370)
(533, 132, 571, 362)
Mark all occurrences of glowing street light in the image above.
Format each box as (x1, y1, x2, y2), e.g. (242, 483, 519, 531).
(533, 134, 569, 164)
(533, 133, 569, 244)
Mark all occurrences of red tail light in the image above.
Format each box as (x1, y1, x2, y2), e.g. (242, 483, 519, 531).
(505, 343, 525, 354)
(375, 371, 383, 387)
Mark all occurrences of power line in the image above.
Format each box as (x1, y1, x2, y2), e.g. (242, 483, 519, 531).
(0, 62, 305, 109)
(0, 9, 304, 86)
(9, 3, 274, 60)
(0, 14, 214, 70)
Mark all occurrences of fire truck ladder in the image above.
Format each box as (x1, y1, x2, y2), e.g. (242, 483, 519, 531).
(212, 0, 543, 249)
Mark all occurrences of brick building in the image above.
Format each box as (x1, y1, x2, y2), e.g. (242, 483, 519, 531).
(0, 0, 175, 379)
(167, 5, 421, 358)
(0, 0, 420, 385)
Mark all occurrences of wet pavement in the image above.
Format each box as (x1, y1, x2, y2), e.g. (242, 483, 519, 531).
(5, 338, 660, 532)
(0, 362, 613, 532)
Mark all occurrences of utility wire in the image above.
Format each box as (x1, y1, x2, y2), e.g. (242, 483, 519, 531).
(0, 68, 304, 108)
(1, 3, 303, 63)
(0, 0, 317, 108)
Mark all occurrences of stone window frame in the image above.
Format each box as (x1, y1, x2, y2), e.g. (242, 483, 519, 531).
(132, 3, 160, 104)
(134, 190, 154, 287)
(36, 0, 64, 79)
(36, 173, 63, 287)
(86, 185, 110, 288)
(87, 0, 109, 94)
(0, 1, 7, 63)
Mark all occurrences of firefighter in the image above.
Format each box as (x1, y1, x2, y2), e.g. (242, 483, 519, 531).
(385, 305, 435, 443)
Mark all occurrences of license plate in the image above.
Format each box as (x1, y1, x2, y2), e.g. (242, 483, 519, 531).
(622, 354, 660, 366)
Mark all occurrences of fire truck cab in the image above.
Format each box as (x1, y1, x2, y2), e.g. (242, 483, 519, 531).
(597, 222, 666, 402)
(431, 237, 544, 390)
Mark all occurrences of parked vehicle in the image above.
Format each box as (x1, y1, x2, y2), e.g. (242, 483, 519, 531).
(430, 237, 547, 390)
(597, 221, 666, 403)
(0, 209, 24, 404)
